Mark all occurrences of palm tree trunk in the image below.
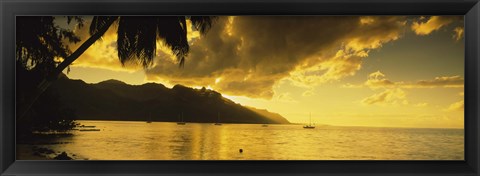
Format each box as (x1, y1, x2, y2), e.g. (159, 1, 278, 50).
(18, 17, 117, 120)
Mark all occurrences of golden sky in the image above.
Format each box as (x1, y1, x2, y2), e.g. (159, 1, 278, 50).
(58, 16, 464, 128)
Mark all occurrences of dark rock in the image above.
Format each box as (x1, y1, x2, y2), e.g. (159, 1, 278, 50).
(53, 152, 72, 160)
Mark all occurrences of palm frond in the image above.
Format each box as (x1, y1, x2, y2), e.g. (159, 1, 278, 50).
(156, 16, 189, 67)
(114, 16, 217, 68)
(117, 17, 138, 65)
(67, 16, 84, 28)
(117, 17, 158, 68)
(90, 16, 117, 35)
(189, 16, 217, 34)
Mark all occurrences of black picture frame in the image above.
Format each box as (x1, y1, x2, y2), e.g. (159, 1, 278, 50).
(1, 0, 479, 175)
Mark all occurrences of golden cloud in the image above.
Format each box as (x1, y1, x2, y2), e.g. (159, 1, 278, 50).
(415, 76, 464, 88)
(361, 88, 408, 105)
(411, 16, 455, 35)
(302, 90, 315, 97)
(364, 71, 395, 89)
(354, 71, 462, 107)
(344, 72, 463, 89)
(444, 91, 464, 112)
(285, 17, 406, 89)
(272, 92, 298, 103)
(445, 100, 464, 112)
(56, 16, 464, 100)
(453, 26, 464, 41)
(414, 102, 428, 107)
(144, 16, 408, 99)
(411, 16, 464, 42)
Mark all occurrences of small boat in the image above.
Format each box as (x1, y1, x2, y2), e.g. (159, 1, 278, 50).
(177, 112, 186, 125)
(303, 125, 315, 129)
(261, 124, 268, 127)
(214, 112, 222, 126)
(79, 129, 101, 132)
(303, 113, 315, 129)
(78, 125, 96, 128)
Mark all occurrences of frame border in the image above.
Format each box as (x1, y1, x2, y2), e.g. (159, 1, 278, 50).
(1, 0, 479, 175)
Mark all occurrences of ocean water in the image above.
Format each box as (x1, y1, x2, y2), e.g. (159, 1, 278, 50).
(20, 120, 464, 160)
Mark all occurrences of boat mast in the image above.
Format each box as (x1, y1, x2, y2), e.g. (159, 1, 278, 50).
(309, 112, 311, 125)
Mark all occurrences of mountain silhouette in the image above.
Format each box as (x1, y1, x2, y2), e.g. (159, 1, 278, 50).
(49, 75, 290, 124)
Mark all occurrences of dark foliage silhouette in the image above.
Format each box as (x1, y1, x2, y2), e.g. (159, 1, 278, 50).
(17, 16, 217, 120)
(17, 65, 78, 136)
(16, 16, 82, 132)
(89, 16, 216, 67)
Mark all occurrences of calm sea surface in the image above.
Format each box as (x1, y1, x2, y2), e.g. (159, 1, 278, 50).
(23, 120, 464, 160)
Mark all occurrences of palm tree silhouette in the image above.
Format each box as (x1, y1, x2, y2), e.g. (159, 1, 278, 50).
(16, 16, 83, 120)
(16, 16, 82, 74)
(18, 16, 216, 119)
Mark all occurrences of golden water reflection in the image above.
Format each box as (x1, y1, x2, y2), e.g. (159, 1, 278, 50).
(31, 121, 464, 160)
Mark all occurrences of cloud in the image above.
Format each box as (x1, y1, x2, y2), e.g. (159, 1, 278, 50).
(361, 88, 408, 105)
(273, 92, 297, 103)
(354, 71, 462, 107)
(411, 16, 464, 42)
(341, 83, 363, 88)
(411, 16, 457, 35)
(414, 102, 428, 107)
(415, 76, 464, 88)
(453, 27, 464, 41)
(444, 91, 464, 112)
(343, 72, 463, 89)
(302, 90, 315, 97)
(364, 71, 395, 89)
(56, 16, 462, 99)
(145, 16, 407, 98)
(445, 100, 464, 112)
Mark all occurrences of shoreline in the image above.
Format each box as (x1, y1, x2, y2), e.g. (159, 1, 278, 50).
(75, 119, 292, 125)
(17, 144, 83, 160)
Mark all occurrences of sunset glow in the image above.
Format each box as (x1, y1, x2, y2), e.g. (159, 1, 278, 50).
(61, 16, 464, 128)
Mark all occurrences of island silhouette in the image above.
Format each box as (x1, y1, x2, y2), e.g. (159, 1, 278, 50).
(49, 74, 290, 124)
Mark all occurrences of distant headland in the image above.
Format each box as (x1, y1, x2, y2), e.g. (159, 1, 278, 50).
(50, 75, 290, 124)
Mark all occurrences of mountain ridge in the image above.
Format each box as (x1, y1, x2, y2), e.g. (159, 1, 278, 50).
(50, 76, 290, 124)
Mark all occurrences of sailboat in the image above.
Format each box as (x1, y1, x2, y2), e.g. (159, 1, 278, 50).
(177, 112, 186, 125)
(214, 112, 222, 125)
(303, 113, 315, 129)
